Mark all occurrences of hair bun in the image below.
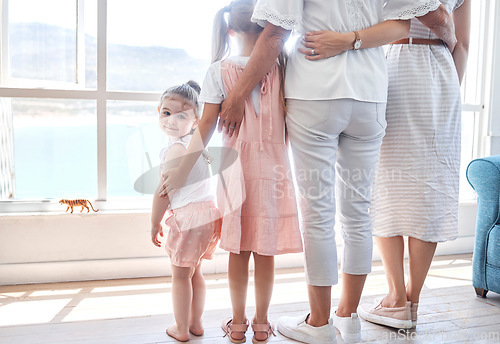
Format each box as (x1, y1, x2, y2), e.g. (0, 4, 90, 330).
(186, 80, 201, 95)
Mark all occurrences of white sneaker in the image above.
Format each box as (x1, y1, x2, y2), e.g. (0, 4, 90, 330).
(277, 313, 337, 344)
(332, 312, 361, 343)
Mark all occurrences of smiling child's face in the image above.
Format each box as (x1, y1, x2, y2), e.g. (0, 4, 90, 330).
(158, 97, 198, 139)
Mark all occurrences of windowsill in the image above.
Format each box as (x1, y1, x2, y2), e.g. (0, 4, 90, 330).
(0, 201, 477, 285)
(0, 209, 151, 217)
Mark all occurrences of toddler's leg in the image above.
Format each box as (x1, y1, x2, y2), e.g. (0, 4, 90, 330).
(167, 264, 194, 342)
(253, 253, 275, 341)
(189, 263, 206, 336)
(228, 251, 251, 340)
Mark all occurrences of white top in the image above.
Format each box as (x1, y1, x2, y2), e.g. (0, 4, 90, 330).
(200, 56, 261, 113)
(160, 135, 213, 210)
(251, 0, 440, 102)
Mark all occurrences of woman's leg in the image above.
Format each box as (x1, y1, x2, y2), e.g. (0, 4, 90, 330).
(406, 237, 437, 304)
(189, 262, 206, 336)
(336, 273, 367, 316)
(167, 264, 195, 342)
(285, 99, 350, 327)
(307, 285, 332, 326)
(374, 236, 407, 307)
(252, 253, 275, 340)
(228, 251, 251, 340)
(336, 101, 386, 315)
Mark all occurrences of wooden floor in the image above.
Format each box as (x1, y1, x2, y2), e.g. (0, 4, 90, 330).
(1, 254, 499, 344)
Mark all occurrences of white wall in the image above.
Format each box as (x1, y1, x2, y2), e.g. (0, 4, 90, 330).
(484, 0, 500, 155)
(0, 202, 476, 286)
(0, 211, 304, 285)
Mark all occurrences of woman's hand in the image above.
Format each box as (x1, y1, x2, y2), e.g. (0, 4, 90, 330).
(158, 166, 188, 198)
(151, 223, 163, 247)
(218, 92, 245, 137)
(299, 30, 353, 61)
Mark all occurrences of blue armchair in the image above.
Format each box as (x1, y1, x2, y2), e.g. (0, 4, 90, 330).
(466, 155, 500, 297)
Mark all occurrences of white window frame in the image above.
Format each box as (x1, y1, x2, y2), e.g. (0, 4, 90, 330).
(0, 0, 494, 213)
(0, 0, 161, 212)
(1, 0, 88, 89)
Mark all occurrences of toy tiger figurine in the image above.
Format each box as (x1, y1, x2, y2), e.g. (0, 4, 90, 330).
(59, 199, 99, 213)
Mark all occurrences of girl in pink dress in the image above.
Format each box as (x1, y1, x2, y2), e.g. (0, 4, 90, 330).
(159, 1, 302, 342)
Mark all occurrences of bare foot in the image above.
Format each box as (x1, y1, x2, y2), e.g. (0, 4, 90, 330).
(189, 320, 204, 336)
(166, 324, 190, 342)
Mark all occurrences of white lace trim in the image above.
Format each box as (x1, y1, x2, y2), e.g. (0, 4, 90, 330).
(251, 6, 301, 31)
(454, 0, 465, 12)
(385, 0, 441, 20)
(346, 0, 364, 31)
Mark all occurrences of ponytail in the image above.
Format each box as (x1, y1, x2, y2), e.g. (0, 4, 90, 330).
(277, 51, 287, 113)
(211, 6, 231, 63)
(212, 1, 261, 63)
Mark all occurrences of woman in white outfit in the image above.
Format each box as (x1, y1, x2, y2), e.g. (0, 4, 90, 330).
(358, 0, 471, 330)
(217, 1, 455, 343)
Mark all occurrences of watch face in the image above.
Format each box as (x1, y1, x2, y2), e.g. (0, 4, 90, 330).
(354, 40, 362, 49)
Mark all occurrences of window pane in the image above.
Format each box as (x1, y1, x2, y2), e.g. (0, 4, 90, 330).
(8, 0, 77, 83)
(107, 100, 163, 197)
(106, 0, 226, 92)
(7, 98, 97, 199)
(460, 112, 476, 201)
(84, 0, 98, 89)
(461, 1, 484, 105)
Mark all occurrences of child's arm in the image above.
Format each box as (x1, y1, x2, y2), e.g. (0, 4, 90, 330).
(150, 144, 184, 247)
(158, 103, 221, 197)
(151, 192, 169, 247)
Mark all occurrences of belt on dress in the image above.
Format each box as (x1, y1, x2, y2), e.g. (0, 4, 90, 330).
(391, 38, 444, 45)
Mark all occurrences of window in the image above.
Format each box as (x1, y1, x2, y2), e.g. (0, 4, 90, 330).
(0, 0, 226, 211)
(459, 0, 489, 201)
(0, 0, 491, 211)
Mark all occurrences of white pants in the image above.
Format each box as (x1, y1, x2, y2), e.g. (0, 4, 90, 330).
(286, 99, 386, 286)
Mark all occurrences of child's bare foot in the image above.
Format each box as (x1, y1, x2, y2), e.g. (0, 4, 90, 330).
(166, 324, 190, 342)
(189, 320, 204, 336)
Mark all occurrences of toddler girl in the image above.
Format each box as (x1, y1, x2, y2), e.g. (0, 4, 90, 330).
(159, 1, 302, 343)
(151, 81, 221, 342)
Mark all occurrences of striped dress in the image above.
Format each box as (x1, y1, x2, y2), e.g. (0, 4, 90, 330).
(371, 0, 464, 242)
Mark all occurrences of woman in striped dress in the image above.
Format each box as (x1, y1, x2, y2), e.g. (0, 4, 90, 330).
(358, 0, 471, 329)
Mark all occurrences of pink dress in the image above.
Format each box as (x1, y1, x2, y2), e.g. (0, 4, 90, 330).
(217, 60, 302, 256)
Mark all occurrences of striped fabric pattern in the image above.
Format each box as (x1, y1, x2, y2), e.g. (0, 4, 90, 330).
(371, 0, 463, 242)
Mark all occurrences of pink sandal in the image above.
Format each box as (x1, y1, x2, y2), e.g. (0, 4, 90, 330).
(222, 318, 249, 343)
(251, 321, 276, 344)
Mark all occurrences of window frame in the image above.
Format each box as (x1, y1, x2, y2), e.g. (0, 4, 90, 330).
(0, 0, 163, 212)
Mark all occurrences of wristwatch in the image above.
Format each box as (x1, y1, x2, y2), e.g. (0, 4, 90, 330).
(353, 31, 362, 50)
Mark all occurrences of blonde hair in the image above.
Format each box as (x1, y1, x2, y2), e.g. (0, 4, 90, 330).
(159, 80, 201, 118)
(211, 0, 263, 63)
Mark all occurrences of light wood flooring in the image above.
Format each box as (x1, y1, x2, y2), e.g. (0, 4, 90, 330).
(1, 254, 499, 344)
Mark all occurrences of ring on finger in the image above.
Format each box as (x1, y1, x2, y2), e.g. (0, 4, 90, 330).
(311, 49, 316, 55)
